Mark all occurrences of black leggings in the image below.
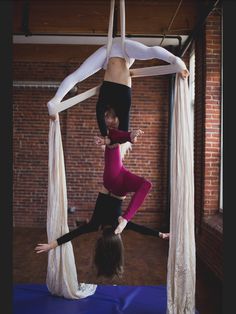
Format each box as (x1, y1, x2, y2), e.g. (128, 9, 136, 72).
(96, 81, 132, 136)
(57, 193, 160, 245)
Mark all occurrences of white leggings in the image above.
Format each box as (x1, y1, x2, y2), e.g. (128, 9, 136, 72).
(49, 39, 186, 110)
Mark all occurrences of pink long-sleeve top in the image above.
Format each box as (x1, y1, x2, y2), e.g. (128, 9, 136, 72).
(103, 128, 152, 221)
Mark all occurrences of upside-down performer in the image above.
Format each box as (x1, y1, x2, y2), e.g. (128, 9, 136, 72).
(35, 192, 169, 278)
(35, 110, 169, 278)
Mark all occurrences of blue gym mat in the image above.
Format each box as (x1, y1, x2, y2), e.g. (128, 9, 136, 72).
(14, 284, 167, 314)
(13, 284, 199, 314)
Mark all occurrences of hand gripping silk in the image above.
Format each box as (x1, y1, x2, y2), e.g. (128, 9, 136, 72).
(47, 118, 97, 299)
(166, 75, 196, 314)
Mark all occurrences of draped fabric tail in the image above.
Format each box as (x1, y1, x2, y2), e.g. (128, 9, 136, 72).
(167, 75, 196, 313)
(46, 118, 97, 299)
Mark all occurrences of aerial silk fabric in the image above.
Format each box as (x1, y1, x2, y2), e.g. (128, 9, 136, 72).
(47, 118, 97, 299)
(166, 74, 195, 313)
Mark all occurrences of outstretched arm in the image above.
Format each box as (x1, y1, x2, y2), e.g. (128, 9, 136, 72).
(126, 221, 169, 239)
(48, 45, 107, 116)
(114, 217, 169, 239)
(34, 221, 99, 253)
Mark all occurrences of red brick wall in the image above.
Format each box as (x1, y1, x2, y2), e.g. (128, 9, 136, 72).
(194, 9, 222, 280)
(203, 11, 222, 216)
(13, 54, 171, 229)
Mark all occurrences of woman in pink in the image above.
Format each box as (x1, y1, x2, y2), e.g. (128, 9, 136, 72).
(95, 108, 152, 234)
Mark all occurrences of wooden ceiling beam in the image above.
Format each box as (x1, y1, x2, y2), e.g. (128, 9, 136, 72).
(13, 0, 200, 36)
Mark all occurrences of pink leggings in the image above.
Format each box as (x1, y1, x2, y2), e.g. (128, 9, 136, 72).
(103, 145, 152, 221)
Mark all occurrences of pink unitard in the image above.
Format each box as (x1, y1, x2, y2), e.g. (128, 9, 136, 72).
(103, 128, 152, 221)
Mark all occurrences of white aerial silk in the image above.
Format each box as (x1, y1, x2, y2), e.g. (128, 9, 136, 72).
(47, 118, 97, 299)
(166, 75, 195, 313)
(46, 0, 196, 309)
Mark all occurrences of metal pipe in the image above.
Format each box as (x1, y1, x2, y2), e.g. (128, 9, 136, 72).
(13, 81, 61, 89)
(165, 69, 176, 231)
(13, 32, 183, 40)
(13, 80, 77, 93)
(179, 0, 221, 57)
(13, 34, 184, 50)
(21, 1, 31, 36)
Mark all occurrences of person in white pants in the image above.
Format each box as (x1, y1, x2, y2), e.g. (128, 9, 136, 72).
(48, 37, 189, 140)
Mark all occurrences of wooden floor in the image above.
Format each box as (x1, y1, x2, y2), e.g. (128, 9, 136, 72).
(13, 227, 222, 313)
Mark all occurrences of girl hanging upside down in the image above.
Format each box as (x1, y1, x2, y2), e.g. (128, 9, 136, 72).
(35, 190, 169, 278)
(95, 107, 153, 234)
(35, 110, 169, 278)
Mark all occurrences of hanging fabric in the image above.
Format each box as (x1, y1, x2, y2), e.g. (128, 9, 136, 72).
(46, 118, 97, 299)
(166, 74, 195, 313)
(53, 85, 101, 114)
(119, 0, 129, 62)
(106, 0, 115, 64)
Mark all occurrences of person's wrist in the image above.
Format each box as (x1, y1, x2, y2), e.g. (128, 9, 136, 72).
(50, 240, 58, 249)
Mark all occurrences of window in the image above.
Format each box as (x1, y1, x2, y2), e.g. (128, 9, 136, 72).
(189, 48, 195, 139)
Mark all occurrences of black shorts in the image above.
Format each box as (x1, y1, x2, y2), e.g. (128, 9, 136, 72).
(90, 192, 123, 229)
(96, 81, 132, 136)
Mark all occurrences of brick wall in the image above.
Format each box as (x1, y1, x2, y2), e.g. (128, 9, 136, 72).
(13, 53, 171, 229)
(194, 8, 223, 280)
(203, 11, 222, 216)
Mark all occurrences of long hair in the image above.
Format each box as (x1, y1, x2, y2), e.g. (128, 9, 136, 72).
(104, 107, 132, 160)
(94, 227, 124, 278)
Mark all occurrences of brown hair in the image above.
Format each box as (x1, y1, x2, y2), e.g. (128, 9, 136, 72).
(94, 227, 124, 278)
(105, 107, 117, 119)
